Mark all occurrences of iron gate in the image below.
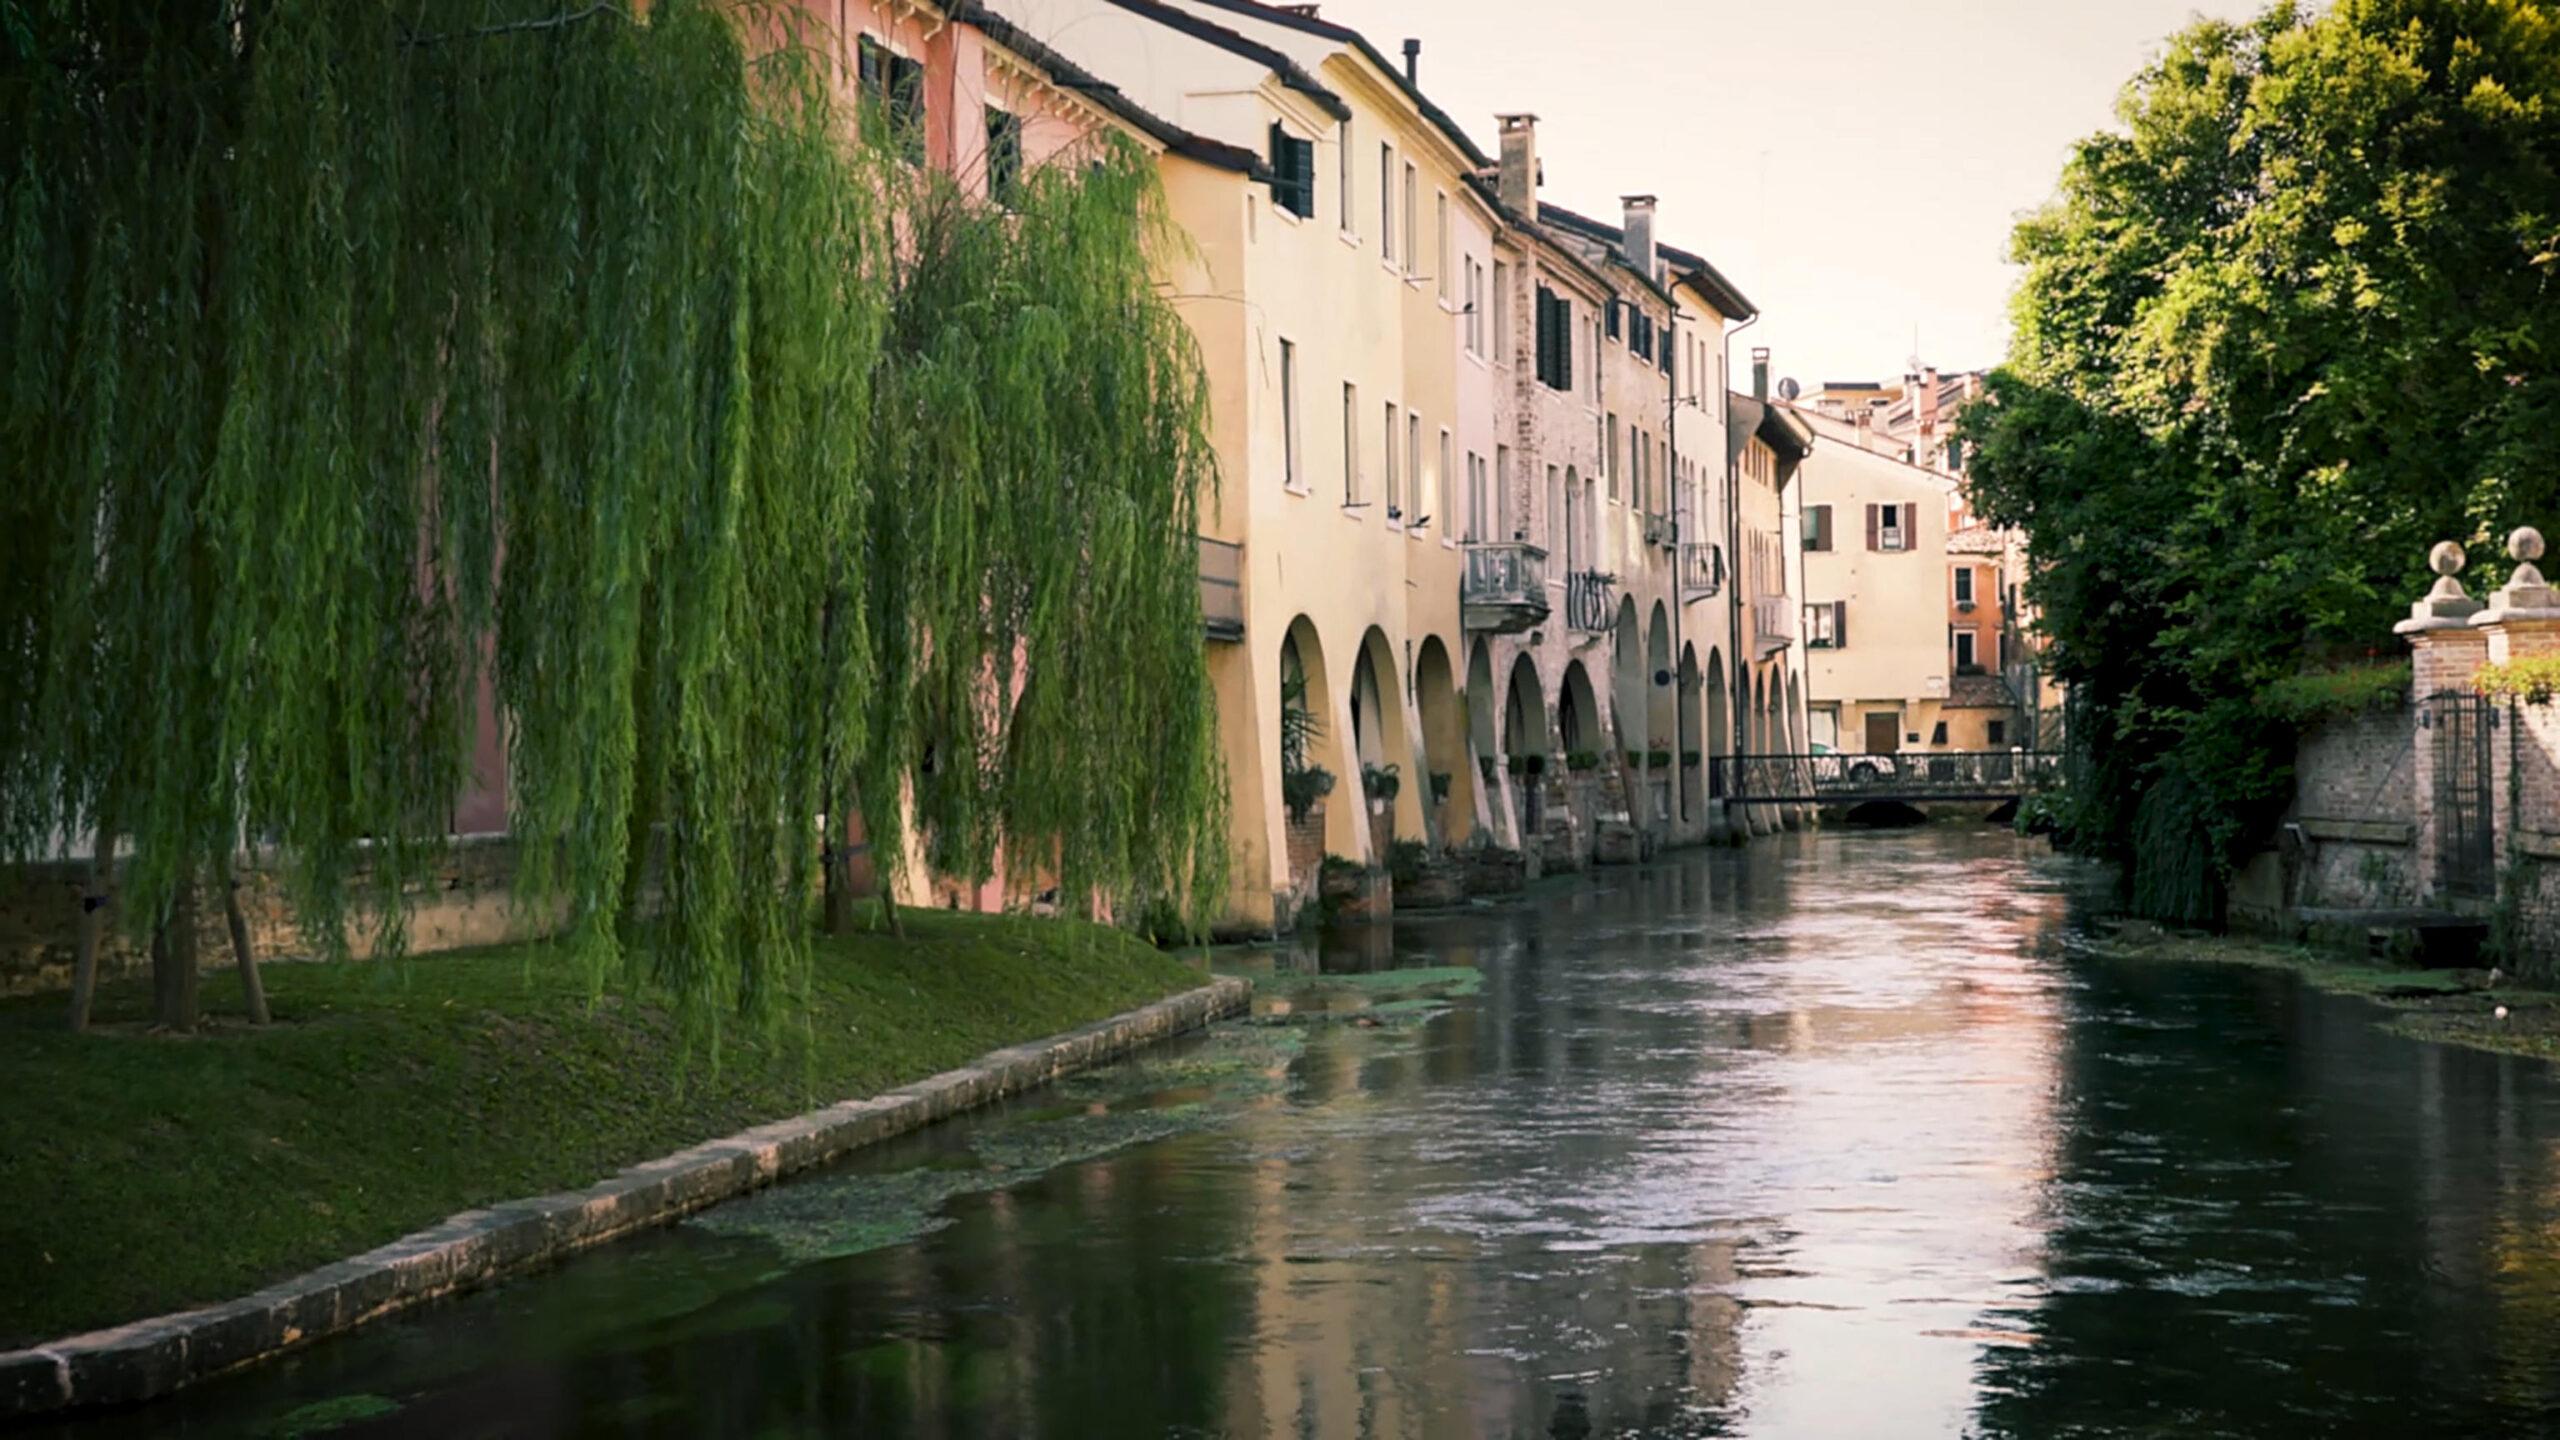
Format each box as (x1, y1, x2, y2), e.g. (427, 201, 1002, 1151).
(2428, 689, 2495, 900)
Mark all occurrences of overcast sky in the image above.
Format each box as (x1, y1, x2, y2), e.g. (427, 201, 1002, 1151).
(1315, 0, 2262, 387)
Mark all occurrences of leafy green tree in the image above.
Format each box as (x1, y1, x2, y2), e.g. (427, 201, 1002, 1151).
(0, 0, 1223, 1031)
(1967, 0, 2560, 920)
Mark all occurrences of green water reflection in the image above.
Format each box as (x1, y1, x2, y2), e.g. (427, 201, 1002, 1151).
(52, 830, 2560, 1437)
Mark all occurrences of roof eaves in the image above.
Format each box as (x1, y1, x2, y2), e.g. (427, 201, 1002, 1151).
(1168, 0, 1492, 168)
(960, 2, 1267, 177)
(1100, 0, 1351, 122)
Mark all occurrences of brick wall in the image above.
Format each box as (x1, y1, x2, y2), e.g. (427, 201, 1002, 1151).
(0, 837, 543, 996)
(2287, 705, 2423, 912)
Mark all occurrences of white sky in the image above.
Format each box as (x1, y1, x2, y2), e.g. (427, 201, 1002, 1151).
(1314, 0, 2261, 387)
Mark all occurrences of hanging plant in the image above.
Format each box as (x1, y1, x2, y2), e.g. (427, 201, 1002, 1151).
(1428, 771, 1452, 802)
(1565, 750, 1602, 773)
(1362, 762, 1401, 802)
(1283, 767, 1335, 822)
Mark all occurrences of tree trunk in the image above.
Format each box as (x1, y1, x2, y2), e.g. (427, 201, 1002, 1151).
(222, 858, 269, 1025)
(151, 867, 202, 1033)
(67, 826, 113, 1032)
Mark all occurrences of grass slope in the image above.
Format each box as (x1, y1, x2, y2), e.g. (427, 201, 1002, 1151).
(0, 910, 1206, 1347)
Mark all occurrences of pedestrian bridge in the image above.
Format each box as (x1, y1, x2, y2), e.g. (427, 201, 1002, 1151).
(1713, 751, 2061, 806)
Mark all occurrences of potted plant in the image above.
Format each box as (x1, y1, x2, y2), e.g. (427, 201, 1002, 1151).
(1362, 761, 1402, 802)
(1429, 771, 1452, 803)
(1283, 765, 1335, 822)
(1646, 748, 1673, 769)
(1680, 749, 1702, 768)
(1565, 749, 1601, 773)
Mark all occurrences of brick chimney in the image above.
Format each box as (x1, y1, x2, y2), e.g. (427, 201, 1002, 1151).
(1620, 194, 1657, 281)
(1914, 363, 1942, 441)
(1751, 346, 1770, 401)
(1496, 114, 1539, 215)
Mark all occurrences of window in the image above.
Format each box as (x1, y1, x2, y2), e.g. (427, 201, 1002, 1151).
(1534, 285, 1572, 391)
(1402, 161, 1418, 277)
(1338, 119, 1354, 233)
(1947, 436, 1964, 473)
(1496, 445, 1514, 537)
(1466, 451, 1489, 541)
(1406, 411, 1423, 524)
(1803, 504, 1833, 551)
(1659, 322, 1675, 376)
(1585, 315, 1599, 398)
(1464, 257, 1484, 354)
(1988, 719, 2008, 747)
(1492, 262, 1511, 360)
(1435, 192, 1450, 301)
(1954, 565, 1975, 604)
(1606, 413, 1621, 500)
(986, 107, 1023, 205)
(1342, 382, 1360, 504)
(1379, 145, 1396, 262)
(1930, 720, 1950, 746)
(1805, 600, 1845, 648)
(859, 36, 925, 165)
(1954, 627, 1980, 672)
(1433, 428, 1450, 534)
(1606, 300, 1623, 342)
(1266, 123, 1315, 218)
(1868, 502, 1915, 552)
(1384, 401, 1401, 517)
(1546, 465, 1562, 556)
(1279, 339, 1301, 491)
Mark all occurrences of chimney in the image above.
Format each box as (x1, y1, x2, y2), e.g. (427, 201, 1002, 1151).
(1402, 38, 1419, 83)
(1915, 363, 1942, 437)
(1620, 194, 1657, 281)
(1496, 113, 1539, 214)
(1751, 346, 1770, 402)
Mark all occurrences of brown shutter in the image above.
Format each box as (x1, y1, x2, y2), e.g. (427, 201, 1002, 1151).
(1903, 502, 1918, 544)
(1819, 506, 1834, 551)
(1865, 503, 1880, 550)
(1834, 600, 1848, 648)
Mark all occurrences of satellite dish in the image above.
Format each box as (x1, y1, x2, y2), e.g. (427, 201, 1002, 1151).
(1776, 377, 1801, 401)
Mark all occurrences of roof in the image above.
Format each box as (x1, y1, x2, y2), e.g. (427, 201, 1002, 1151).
(963, 2, 1268, 177)
(1945, 674, 2020, 710)
(1101, 0, 1351, 122)
(1464, 176, 1616, 302)
(1165, 0, 1493, 170)
(1729, 393, 1814, 466)
(1534, 202, 1675, 308)
(1532, 201, 1755, 320)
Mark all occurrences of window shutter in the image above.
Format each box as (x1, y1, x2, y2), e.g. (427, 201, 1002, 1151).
(1819, 506, 1834, 551)
(1865, 503, 1880, 550)
(1903, 503, 1918, 544)
(1834, 600, 1848, 647)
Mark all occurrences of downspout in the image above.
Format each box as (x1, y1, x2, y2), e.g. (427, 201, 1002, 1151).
(1667, 323, 1685, 830)
(1722, 310, 1760, 808)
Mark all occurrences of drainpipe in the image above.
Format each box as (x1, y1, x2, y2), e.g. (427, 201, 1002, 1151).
(1722, 310, 1760, 815)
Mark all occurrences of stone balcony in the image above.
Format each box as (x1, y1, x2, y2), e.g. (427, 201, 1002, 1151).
(1461, 541, 1551, 633)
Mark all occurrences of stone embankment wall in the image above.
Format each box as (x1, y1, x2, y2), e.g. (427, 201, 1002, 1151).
(2230, 705, 2423, 929)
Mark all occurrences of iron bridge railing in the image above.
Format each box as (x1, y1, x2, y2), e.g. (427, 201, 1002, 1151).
(1713, 750, 2061, 804)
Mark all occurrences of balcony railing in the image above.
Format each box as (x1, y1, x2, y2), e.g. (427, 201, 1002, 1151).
(1566, 569, 1617, 633)
(1751, 594, 1795, 656)
(1461, 541, 1550, 633)
(1678, 542, 1725, 601)
(1200, 536, 1244, 642)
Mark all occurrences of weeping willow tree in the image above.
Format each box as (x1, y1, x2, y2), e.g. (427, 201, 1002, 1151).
(860, 151, 1227, 931)
(2, 0, 1224, 1034)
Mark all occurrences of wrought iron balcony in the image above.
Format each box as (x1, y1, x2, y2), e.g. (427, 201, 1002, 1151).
(1461, 541, 1550, 633)
(1200, 536, 1244, 642)
(1678, 542, 1725, 601)
(1566, 569, 1617, 633)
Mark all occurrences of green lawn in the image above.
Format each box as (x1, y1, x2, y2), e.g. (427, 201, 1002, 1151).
(0, 910, 1208, 1347)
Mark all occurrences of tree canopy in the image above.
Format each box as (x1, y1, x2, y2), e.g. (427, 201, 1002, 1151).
(1964, 0, 2560, 920)
(1, 0, 1225, 1028)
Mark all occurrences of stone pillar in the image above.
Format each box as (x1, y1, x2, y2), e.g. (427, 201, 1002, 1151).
(2398, 540, 2486, 907)
(2472, 529, 2560, 863)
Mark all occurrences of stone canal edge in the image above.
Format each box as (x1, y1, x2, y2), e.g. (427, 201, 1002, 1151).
(0, 974, 1253, 1420)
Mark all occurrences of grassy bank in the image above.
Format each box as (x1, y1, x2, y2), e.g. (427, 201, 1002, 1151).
(0, 910, 1207, 1348)
(2088, 928, 2560, 1060)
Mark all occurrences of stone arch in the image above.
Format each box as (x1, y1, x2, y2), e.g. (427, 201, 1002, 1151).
(1705, 646, 1730, 801)
(1610, 595, 1646, 760)
(1279, 616, 1354, 866)
(1414, 635, 1471, 848)
(1559, 659, 1601, 760)
(1679, 641, 1705, 827)
(1502, 653, 1551, 843)
(1645, 602, 1675, 827)
(1350, 625, 1419, 859)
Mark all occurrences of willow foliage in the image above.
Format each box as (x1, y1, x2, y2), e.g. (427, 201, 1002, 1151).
(2, 0, 1224, 1023)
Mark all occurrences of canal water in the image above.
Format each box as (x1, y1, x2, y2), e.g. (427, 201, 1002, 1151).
(56, 828, 2560, 1437)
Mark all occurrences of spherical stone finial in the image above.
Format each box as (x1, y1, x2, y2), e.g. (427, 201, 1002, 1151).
(2512, 527, 2546, 563)
(2431, 540, 2468, 577)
